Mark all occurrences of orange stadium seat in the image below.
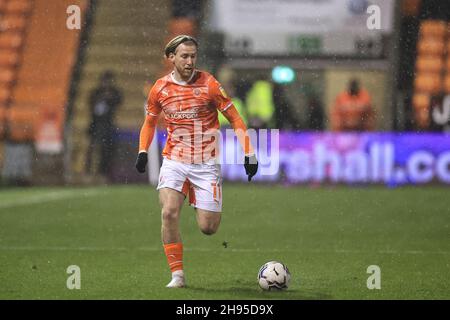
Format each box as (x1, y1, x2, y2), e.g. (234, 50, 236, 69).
(5, 0, 32, 14)
(0, 87, 10, 105)
(417, 38, 445, 56)
(415, 56, 444, 73)
(13, 85, 66, 107)
(402, 0, 421, 17)
(412, 93, 430, 110)
(0, 106, 6, 137)
(0, 32, 23, 49)
(0, 68, 15, 84)
(419, 20, 447, 39)
(0, 50, 20, 67)
(414, 106, 430, 129)
(0, 0, 6, 12)
(414, 72, 442, 94)
(0, 15, 27, 32)
(6, 106, 36, 142)
(168, 18, 197, 37)
(413, 93, 431, 130)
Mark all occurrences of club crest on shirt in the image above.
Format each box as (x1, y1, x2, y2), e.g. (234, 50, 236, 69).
(193, 88, 201, 97)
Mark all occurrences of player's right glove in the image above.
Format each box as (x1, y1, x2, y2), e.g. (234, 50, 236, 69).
(135, 152, 148, 173)
(244, 155, 258, 182)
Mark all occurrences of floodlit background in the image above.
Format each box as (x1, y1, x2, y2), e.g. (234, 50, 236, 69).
(0, 0, 450, 186)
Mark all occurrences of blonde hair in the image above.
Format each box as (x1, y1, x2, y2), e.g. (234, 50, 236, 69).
(164, 35, 198, 58)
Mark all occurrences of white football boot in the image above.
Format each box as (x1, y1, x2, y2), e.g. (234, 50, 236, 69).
(166, 270, 185, 288)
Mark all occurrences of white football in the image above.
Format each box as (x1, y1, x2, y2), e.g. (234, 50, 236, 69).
(257, 261, 291, 291)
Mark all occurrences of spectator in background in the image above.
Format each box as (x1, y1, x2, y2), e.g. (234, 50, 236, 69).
(246, 76, 275, 129)
(305, 93, 325, 131)
(273, 83, 298, 130)
(429, 94, 450, 132)
(85, 71, 123, 180)
(217, 68, 248, 128)
(330, 78, 375, 131)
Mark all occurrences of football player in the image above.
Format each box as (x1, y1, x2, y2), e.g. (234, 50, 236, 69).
(136, 35, 258, 287)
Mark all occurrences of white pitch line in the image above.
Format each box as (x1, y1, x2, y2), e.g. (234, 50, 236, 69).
(0, 246, 448, 255)
(0, 190, 102, 210)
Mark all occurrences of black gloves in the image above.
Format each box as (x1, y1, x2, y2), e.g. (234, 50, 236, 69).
(136, 152, 258, 181)
(135, 152, 148, 173)
(244, 155, 258, 182)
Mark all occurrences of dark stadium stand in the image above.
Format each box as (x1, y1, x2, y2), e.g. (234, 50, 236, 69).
(70, 0, 170, 178)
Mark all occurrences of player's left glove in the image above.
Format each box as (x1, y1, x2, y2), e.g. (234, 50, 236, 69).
(135, 152, 148, 173)
(244, 155, 258, 182)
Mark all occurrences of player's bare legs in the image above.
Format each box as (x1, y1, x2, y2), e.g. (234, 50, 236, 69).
(159, 188, 185, 243)
(196, 209, 221, 235)
(159, 187, 186, 288)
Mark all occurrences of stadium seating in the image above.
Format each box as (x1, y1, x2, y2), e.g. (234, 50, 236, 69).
(412, 93, 431, 128)
(0, 49, 19, 67)
(419, 20, 447, 38)
(415, 56, 444, 73)
(0, 68, 15, 84)
(417, 38, 445, 56)
(71, 0, 169, 175)
(7, 0, 88, 142)
(0, 0, 88, 144)
(413, 93, 430, 110)
(414, 103, 430, 129)
(0, 0, 32, 143)
(0, 32, 23, 49)
(413, 19, 450, 128)
(414, 73, 443, 94)
(0, 15, 27, 31)
(168, 18, 197, 40)
(4, 0, 32, 14)
(6, 106, 37, 141)
(401, 0, 421, 17)
(0, 105, 6, 137)
(0, 87, 9, 105)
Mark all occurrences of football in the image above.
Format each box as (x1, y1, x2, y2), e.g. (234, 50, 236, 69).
(257, 261, 291, 291)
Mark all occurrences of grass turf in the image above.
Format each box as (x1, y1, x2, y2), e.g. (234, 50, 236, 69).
(0, 184, 449, 299)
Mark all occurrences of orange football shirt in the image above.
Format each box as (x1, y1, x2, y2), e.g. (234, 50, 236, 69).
(145, 70, 234, 163)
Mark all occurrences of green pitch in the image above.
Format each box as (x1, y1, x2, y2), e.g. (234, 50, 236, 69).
(0, 184, 449, 299)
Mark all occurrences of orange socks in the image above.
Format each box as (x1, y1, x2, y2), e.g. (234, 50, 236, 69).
(163, 242, 183, 273)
